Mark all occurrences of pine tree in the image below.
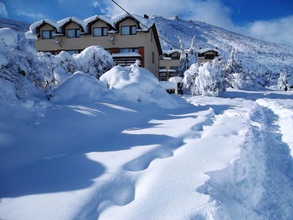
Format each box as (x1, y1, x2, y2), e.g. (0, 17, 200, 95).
(278, 69, 288, 91)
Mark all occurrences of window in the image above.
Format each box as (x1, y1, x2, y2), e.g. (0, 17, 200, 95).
(120, 48, 139, 53)
(152, 52, 155, 64)
(42, 30, 55, 39)
(67, 29, 81, 38)
(205, 54, 215, 59)
(171, 53, 180, 60)
(170, 66, 179, 71)
(93, 27, 108, 37)
(159, 66, 167, 70)
(121, 25, 136, 35)
(66, 50, 79, 55)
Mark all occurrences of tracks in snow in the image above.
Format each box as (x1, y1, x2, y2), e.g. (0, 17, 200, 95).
(195, 100, 293, 219)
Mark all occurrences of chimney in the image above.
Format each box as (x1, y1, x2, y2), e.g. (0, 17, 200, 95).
(144, 14, 149, 19)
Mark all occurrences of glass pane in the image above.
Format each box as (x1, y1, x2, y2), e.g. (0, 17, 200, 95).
(131, 26, 136, 35)
(51, 31, 55, 38)
(76, 29, 81, 37)
(120, 48, 132, 53)
(103, 28, 108, 36)
(93, 28, 101, 36)
(42, 30, 50, 39)
(67, 29, 75, 38)
(121, 26, 129, 35)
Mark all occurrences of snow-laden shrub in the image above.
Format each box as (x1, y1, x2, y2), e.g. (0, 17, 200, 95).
(0, 28, 53, 88)
(183, 59, 226, 96)
(0, 28, 51, 105)
(38, 46, 115, 79)
(100, 63, 182, 108)
(230, 72, 254, 89)
(73, 46, 115, 78)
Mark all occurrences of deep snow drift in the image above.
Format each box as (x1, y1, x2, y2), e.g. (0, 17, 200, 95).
(1, 87, 293, 220)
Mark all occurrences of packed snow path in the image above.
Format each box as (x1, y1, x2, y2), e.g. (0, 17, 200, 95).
(0, 90, 293, 219)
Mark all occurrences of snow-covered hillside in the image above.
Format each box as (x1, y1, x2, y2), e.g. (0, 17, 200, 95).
(155, 16, 293, 80)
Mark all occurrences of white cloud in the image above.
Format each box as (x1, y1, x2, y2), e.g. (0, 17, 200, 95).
(91, 0, 107, 14)
(0, 2, 8, 17)
(15, 10, 44, 20)
(104, 0, 234, 29)
(240, 16, 293, 46)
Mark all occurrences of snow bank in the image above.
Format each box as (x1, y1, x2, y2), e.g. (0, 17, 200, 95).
(51, 72, 108, 103)
(100, 64, 183, 108)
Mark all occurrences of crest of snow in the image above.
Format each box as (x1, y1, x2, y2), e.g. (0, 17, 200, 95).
(100, 64, 181, 108)
(197, 48, 218, 53)
(25, 19, 58, 40)
(51, 72, 107, 103)
(83, 15, 114, 29)
(111, 13, 154, 31)
(0, 27, 18, 48)
(169, 76, 183, 83)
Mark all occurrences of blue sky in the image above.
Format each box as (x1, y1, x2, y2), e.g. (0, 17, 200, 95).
(1, 0, 293, 46)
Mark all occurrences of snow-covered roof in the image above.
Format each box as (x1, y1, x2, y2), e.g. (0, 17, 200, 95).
(163, 49, 181, 55)
(198, 48, 219, 53)
(26, 13, 154, 40)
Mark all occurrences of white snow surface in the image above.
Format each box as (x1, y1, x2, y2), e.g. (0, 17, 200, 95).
(1, 20, 293, 220)
(1, 85, 293, 219)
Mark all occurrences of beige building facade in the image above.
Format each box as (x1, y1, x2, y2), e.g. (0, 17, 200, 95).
(26, 13, 162, 78)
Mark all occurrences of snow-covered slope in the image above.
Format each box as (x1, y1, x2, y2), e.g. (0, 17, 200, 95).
(154, 16, 293, 78)
(0, 18, 29, 32)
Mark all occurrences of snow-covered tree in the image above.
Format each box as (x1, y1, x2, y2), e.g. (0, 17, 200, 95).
(223, 48, 242, 74)
(0, 28, 53, 104)
(278, 69, 288, 91)
(182, 63, 198, 94)
(183, 58, 226, 96)
(178, 36, 198, 77)
(178, 36, 188, 76)
(187, 36, 197, 68)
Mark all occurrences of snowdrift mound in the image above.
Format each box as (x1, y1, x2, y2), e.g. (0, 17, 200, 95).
(52, 64, 186, 108)
(51, 72, 108, 103)
(100, 64, 185, 108)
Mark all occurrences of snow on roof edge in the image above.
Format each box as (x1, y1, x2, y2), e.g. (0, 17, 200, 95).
(26, 13, 154, 39)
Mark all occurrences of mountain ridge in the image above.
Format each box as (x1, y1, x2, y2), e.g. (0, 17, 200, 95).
(154, 16, 293, 77)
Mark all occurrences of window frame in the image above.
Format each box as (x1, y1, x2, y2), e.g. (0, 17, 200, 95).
(93, 27, 108, 37)
(42, 30, 55, 39)
(119, 48, 139, 53)
(121, 25, 137, 35)
(67, 29, 81, 38)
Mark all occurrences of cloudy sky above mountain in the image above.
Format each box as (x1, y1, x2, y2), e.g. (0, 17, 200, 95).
(1, 0, 292, 46)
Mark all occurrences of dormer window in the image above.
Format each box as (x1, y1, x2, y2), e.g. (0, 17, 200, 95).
(42, 30, 55, 39)
(93, 27, 108, 37)
(67, 29, 81, 38)
(121, 25, 136, 35)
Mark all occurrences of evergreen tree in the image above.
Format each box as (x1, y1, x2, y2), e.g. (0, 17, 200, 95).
(223, 48, 242, 74)
(278, 69, 288, 91)
(178, 36, 188, 76)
